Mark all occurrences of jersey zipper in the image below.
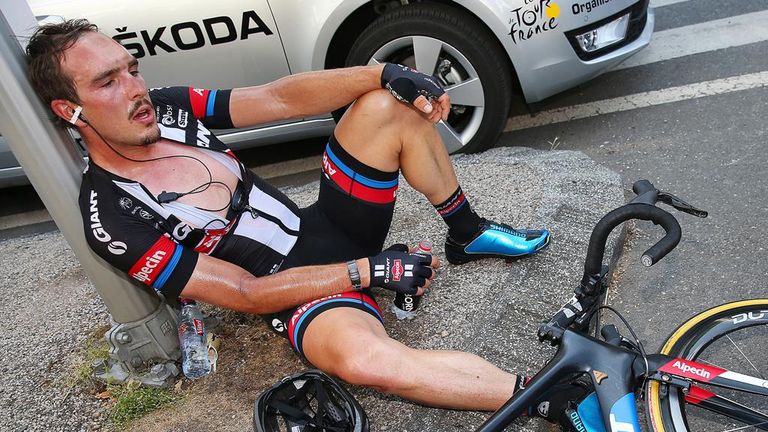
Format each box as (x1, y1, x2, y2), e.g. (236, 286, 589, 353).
(241, 203, 300, 237)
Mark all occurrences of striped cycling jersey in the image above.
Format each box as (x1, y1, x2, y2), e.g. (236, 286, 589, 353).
(78, 86, 301, 299)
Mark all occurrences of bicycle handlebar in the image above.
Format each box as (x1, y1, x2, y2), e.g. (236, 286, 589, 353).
(582, 203, 681, 282)
(633, 179, 655, 195)
(540, 179, 693, 344)
(582, 179, 683, 283)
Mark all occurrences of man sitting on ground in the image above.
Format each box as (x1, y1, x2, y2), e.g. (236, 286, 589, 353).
(26, 19, 550, 411)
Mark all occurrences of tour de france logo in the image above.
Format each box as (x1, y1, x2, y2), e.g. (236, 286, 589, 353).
(509, 0, 561, 44)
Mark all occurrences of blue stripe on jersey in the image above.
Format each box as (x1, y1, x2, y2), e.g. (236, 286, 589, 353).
(153, 246, 183, 290)
(206, 89, 218, 117)
(325, 144, 399, 189)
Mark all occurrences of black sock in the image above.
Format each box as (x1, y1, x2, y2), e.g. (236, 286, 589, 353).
(512, 374, 530, 394)
(434, 186, 482, 243)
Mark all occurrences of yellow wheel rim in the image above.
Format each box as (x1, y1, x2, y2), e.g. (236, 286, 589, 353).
(648, 299, 768, 431)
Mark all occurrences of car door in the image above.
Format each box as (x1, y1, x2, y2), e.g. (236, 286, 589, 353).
(30, 0, 290, 90)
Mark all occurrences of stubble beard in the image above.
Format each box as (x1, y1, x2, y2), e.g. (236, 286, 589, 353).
(140, 124, 161, 146)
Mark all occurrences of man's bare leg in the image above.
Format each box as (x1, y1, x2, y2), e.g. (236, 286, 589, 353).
(334, 89, 461, 205)
(334, 88, 550, 264)
(301, 308, 517, 410)
(306, 90, 533, 409)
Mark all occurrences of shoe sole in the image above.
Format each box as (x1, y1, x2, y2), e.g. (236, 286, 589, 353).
(445, 235, 551, 265)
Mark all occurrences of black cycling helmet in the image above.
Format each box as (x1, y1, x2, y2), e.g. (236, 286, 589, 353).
(254, 369, 369, 432)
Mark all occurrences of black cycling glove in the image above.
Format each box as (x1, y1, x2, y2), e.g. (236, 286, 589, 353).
(368, 244, 433, 294)
(381, 63, 445, 105)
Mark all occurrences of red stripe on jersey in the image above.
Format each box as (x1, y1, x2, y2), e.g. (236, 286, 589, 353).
(322, 154, 397, 204)
(659, 359, 726, 383)
(194, 225, 231, 255)
(128, 237, 177, 286)
(684, 386, 716, 405)
(188, 88, 210, 118)
(224, 149, 240, 162)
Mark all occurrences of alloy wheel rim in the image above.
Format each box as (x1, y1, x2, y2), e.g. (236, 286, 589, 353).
(367, 35, 485, 152)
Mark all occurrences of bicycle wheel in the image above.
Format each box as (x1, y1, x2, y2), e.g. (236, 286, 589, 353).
(646, 299, 768, 431)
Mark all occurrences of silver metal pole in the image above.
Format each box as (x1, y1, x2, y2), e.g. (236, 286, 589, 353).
(0, 7, 180, 385)
(0, 12, 159, 321)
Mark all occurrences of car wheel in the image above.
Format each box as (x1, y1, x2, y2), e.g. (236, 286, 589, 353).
(345, 3, 514, 154)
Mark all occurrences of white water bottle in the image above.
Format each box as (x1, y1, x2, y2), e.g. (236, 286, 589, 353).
(178, 299, 211, 379)
(392, 239, 433, 320)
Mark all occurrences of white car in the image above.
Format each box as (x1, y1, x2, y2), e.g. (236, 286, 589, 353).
(2, 0, 653, 186)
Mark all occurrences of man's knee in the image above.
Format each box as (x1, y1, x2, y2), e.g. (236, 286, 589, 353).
(351, 89, 420, 124)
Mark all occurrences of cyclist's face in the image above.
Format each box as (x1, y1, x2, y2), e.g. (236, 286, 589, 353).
(60, 32, 159, 148)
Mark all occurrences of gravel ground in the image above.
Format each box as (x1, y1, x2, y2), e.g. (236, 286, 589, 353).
(0, 232, 111, 431)
(0, 147, 624, 431)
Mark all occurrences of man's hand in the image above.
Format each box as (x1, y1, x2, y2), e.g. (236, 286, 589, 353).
(367, 244, 438, 295)
(381, 63, 451, 123)
(414, 93, 451, 123)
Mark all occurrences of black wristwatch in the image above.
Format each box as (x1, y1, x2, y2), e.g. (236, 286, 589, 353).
(346, 260, 362, 291)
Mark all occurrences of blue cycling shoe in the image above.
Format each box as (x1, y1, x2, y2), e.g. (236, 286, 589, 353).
(445, 219, 550, 265)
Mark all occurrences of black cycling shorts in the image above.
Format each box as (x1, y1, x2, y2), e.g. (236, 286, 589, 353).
(273, 133, 399, 354)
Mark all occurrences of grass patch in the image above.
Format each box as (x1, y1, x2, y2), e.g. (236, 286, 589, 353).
(70, 324, 111, 389)
(108, 383, 180, 426)
(73, 343, 110, 384)
(67, 324, 184, 426)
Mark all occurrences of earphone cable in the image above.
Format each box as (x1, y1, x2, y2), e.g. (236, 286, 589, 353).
(86, 120, 233, 212)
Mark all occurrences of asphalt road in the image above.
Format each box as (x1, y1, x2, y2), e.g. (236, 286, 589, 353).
(0, 0, 765, 429)
(499, 0, 768, 353)
(4, 0, 766, 353)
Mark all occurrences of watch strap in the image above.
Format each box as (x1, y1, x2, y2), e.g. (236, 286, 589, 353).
(346, 260, 362, 291)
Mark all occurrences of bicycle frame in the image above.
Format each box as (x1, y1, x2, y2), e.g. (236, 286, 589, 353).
(477, 328, 644, 432)
(477, 330, 768, 432)
(475, 181, 768, 431)
(647, 354, 768, 430)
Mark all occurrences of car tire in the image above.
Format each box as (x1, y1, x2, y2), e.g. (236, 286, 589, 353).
(343, 3, 514, 154)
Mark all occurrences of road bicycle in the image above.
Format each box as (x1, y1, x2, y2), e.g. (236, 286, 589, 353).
(477, 180, 768, 431)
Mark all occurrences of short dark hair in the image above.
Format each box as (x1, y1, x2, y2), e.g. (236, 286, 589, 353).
(26, 19, 99, 123)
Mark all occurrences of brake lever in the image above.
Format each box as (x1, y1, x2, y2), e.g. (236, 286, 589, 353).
(658, 191, 708, 218)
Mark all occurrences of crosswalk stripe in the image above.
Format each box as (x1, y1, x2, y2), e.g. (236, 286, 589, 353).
(504, 70, 768, 132)
(614, 10, 768, 70)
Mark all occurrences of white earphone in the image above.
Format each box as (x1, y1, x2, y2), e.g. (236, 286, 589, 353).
(68, 105, 83, 125)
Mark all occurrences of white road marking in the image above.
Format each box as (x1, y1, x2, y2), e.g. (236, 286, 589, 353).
(505, 70, 768, 132)
(650, 0, 690, 8)
(615, 10, 768, 70)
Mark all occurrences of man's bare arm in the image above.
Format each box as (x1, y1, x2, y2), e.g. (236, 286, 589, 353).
(228, 64, 385, 128)
(178, 254, 374, 315)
